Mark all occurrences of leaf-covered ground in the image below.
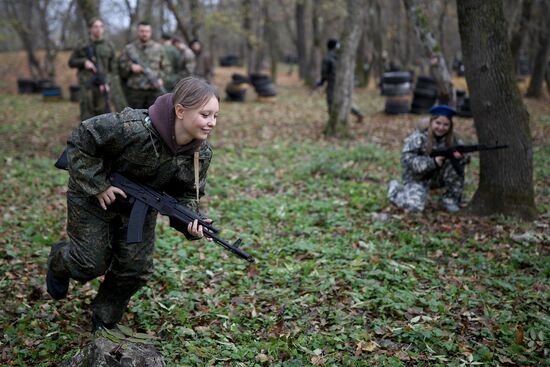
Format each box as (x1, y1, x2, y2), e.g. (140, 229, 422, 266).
(0, 78, 549, 366)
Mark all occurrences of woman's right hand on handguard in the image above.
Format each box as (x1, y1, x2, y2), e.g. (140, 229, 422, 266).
(96, 186, 127, 210)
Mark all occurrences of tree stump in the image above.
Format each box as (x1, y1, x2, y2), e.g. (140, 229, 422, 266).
(64, 326, 165, 367)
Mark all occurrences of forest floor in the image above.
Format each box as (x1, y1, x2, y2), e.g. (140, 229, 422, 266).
(0, 67, 549, 366)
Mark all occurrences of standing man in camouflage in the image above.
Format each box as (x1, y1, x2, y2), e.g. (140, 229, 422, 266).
(68, 18, 116, 120)
(118, 21, 171, 109)
(160, 33, 183, 91)
(173, 37, 195, 81)
(317, 38, 364, 123)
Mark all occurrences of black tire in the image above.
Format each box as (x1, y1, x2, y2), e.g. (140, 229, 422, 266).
(17, 79, 37, 94)
(384, 98, 410, 114)
(382, 71, 412, 84)
(381, 82, 412, 96)
(225, 87, 246, 102)
(411, 97, 436, 109)
(256, 83, 277, 97)
(410, 105, 432, 114)
(413, 87, 438, 99)
(231, 73, 249, 84)
(249, 73, 271, 86)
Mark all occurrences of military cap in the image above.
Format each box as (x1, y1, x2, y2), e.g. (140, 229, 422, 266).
(430, 105, 457, 118)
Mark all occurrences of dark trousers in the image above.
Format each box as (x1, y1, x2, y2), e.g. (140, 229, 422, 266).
(48, 195, 156, 324)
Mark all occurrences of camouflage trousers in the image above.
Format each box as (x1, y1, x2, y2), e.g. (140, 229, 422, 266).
(48, 194, 157, 325)
(388, 161, 464, 212)
(79, 86, 110, 121)
(125, 88, 161, 109)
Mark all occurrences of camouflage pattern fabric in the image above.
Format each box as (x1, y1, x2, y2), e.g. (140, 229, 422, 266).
(388, 128, 469, 212)
(118, 40, 171, 92)
(68, 39, 116, 120)
(49, 108, 212, 324)
(162, 44, 183, 91)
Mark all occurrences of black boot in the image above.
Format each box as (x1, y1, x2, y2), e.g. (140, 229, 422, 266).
(46, 243, 70, 300)
(91, 313, 116, 333)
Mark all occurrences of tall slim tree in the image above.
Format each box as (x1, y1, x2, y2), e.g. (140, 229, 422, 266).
(525, 0, 550, 98)
(403, 0, 454, 104)
(325, 0, 366, 137)
(457, 0, 537, 220)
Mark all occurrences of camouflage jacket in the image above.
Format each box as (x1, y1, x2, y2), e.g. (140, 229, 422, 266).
(66, 108, 212, 211)
(68, 39, 116, 86)
(118, 40, 172, 90)
(162, 44, 182, 90)
(401, 128, 468, 182)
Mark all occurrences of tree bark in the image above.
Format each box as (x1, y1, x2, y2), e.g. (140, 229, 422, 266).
(403, 0, 454, 104)
(305, 0, 321, 86)
(4, 0, 46, 80)
(457, 0, 537, 220)
(295, 0, 308, 79)
(509, 0, 533, 65)
(525, 0, 550, 98)
(164, 0, 191, 43)
(324, 0, 366, 137)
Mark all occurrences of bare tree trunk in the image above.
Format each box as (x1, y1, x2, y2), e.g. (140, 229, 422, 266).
(38, 0, 58, 79)
(546, 64, 550, 96)
(355, 33, 369, 87)
(457, 0, 537, 220)
(325, 0, 366, 137)
(295, 0, 308, 79)
(525, 0, 550, 98)
(403, 0, 454, 104)
(437, 0, 450, 64)
(305, 0, 321, 86)
(369, 0, 384, 81)
(189, 0, 203, 40)
(263, 2, 279, 83)
(509, 0, 533, 65)
(164, 0, 192, 43)
(124, 0, 141, 43)
(4, 0, 46, 80)
(76, 0, 99, 25)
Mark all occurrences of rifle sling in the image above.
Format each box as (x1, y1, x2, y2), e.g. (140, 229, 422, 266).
(194, 151, 200, 202)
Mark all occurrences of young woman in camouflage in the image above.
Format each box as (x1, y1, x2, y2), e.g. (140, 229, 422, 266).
(46, 77, 219, 331)
(387, 105, 470, 213)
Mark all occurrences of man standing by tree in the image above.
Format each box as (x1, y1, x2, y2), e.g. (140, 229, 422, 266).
(160, 33, 182, 91)
(68, 18, 116, 120)
(318, 38, 364, 127)
(118, 21, 171, 109)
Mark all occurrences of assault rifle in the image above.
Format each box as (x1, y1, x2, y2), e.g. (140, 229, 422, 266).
(127, 47, 168, 95)
(429, 143, 508, 175)
(85, 45, 111, 113)
(54, 149, 255, 263)
(429, 143, 509, 158)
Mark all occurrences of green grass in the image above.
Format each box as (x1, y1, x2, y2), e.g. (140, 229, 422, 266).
(0, 92, 548, 366)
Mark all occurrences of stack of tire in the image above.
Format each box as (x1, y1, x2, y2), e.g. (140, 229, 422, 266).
(381, 71, 412, 114)
(457, 91, 472, 118)
(410, 76, 438, 114)
(219, 54, 239, 67)
(225, 74, 249, 102)
(249, 73, 277, 101)
(17, 79, 37, 94)
(38, 79, 62, 102)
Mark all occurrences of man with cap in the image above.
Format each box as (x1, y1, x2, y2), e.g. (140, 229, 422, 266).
(387, 105, 470, 212)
